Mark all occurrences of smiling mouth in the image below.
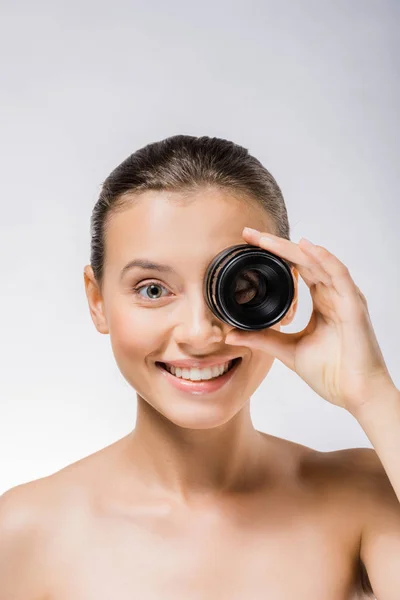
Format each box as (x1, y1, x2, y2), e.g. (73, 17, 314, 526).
(156, 357, 242, 379)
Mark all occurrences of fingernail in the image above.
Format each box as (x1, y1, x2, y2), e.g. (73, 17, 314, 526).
(260, 235, 278, 245)
(243, 227, 259, 235)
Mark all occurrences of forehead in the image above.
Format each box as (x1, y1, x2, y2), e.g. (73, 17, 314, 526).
(105, 187, 273, 268)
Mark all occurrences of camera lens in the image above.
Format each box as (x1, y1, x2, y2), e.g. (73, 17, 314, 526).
(204, 244, 294, 331)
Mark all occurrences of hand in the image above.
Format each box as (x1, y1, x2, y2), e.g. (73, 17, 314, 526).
(225, 227, 395, 414)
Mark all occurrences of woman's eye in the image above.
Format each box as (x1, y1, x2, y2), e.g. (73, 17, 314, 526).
(133, 282, 170, 301)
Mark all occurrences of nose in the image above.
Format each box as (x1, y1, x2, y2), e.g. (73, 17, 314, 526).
(173, 290, 227, 348)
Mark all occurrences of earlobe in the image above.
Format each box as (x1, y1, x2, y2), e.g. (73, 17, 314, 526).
(83, 266, 109, 335)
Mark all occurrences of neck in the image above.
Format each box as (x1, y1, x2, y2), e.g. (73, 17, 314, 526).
(122, 394, 267, 508)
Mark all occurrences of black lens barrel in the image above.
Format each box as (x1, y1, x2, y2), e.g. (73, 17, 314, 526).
(204, 243, 294, 331)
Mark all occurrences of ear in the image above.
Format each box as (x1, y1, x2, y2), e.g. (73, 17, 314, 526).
(83, 265, 109, 334)
(279, 267, 299, 327)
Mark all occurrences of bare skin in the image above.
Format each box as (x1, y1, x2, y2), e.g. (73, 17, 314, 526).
(0, 435, 373, 599)
(0, 187, 375, 598)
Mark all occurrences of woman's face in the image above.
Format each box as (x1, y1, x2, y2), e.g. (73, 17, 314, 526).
(84, 187, 298, 429)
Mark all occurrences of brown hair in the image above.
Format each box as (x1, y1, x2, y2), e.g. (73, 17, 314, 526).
(90, 134, 292, 291)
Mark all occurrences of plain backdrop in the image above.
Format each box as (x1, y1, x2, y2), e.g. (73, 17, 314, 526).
(0, 0, 399, 494)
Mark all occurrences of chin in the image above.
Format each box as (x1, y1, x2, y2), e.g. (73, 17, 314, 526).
(137, 392, 250, 430)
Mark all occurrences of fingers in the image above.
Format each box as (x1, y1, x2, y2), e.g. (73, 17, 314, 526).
(242, 228, 359, 298)
(242, 228, 331, 288)
(299, 240, 358, 298)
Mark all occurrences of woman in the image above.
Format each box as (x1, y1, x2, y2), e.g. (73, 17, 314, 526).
(1, 135, 400, 599)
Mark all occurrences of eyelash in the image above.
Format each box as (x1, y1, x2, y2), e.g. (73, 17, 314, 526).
(132, 280, 171, 302)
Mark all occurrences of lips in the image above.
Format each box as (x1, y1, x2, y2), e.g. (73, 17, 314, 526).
(155, 356, 242, 394)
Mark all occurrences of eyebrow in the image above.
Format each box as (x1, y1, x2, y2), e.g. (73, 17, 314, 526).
(120, 259, 177, 280)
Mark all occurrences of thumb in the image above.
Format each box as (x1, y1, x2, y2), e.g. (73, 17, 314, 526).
(225, 328, 300, 372)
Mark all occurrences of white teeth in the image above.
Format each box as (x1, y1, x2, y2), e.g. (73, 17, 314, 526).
(164, 360, 234, 381)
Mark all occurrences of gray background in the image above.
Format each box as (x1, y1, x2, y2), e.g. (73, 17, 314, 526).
(1, 0, 399, 494)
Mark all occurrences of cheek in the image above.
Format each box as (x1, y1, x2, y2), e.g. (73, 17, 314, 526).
(108, 307, 164, 362)
(249, 349, 276, 382)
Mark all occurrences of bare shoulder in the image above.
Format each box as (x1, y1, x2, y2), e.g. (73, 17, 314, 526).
(0, 440, 121, 600)
(0, 476, 63, 600)
(314, 446, 397, 498)
(297, 444, 395, 506)
(337, 447, 400, 599)
(309, 446, 400, 599)
(324, 446, 400, 526)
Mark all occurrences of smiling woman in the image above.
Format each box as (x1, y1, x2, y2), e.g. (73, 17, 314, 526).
(0, 134, 382, 600)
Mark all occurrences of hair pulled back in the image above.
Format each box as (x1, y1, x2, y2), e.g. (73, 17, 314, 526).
(90, 135, 292, 290)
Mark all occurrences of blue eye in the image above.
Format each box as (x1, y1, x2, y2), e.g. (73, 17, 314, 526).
(133, 282, 170, 301)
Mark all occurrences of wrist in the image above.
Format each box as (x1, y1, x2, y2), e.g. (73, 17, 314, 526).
(349, 381, 400, 422)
